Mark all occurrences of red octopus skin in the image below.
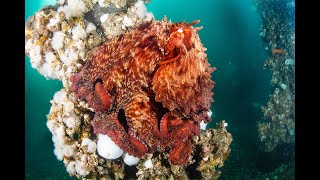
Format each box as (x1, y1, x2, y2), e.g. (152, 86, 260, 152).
(70, 18, 215, 165)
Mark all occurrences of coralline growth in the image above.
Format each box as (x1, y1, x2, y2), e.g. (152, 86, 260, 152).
(25, 0, 232, 179)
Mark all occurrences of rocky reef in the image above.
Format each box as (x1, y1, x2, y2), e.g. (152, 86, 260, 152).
(25, 0, 232, 179)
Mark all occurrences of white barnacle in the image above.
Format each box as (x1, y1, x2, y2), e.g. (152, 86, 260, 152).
(143, 159, 153, 168)
(123, 152, 140, 166)
(200, 121, 207, 130)
(97, 134, 124, 159)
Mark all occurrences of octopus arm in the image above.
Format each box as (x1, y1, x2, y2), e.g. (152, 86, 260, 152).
(167, 119, 200, 165)
(92, 112, 146, 158)
(124, 93, 159, 155)
(168, 139, 193, 165)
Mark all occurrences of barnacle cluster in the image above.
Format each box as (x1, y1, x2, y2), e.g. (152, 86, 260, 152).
(25, 1, 101, 88)
(193, 121, 232, 180)
(25, 0, 153, 89)
(47, 88, 127, 179)
(255, 0, 295, 152)
(136, 153, 189, 180)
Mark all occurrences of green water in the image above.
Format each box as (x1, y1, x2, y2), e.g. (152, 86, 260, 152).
(25, 1, 66, 179)
(26, 0, 272, 179)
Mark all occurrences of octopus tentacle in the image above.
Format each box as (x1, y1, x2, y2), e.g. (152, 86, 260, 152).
(70, 73, 81, 92)
(92, 112, 150, 158)
(94, 82, 112, 111)
(70, 73, 91, 99)
(70, 75, 112, 112)
(160, 30, 185, 65)
(187, 19, 200, 26)
(83, 83, 110, 112)
(167, 120, 200, 165)
(154, 112, 199, 140)
(92, 112, 148, 158)
(92, 112, 129, 150)
(153, 112, 170, 138)
(165, 30, 184, 52)
(189, 121, 200, 136)
(159, 51, 183, 65)
(169, 120, 192, 140)
(168, 117, 184, 127)
(128, 129, 148, 157)
(124, 93, 158, 154)
(168, 138, 193, 165)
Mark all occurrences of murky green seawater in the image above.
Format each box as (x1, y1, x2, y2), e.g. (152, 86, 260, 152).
(25, 1, 67, 179)
(25, 0, 291, 179)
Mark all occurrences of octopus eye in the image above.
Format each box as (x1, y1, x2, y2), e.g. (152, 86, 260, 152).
(177, 28, 183, 33)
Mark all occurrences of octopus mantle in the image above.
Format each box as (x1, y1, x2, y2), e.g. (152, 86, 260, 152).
(71, 18, 215, 165)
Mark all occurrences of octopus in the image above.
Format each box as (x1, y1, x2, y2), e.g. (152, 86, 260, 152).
(70, 17, 215, 165)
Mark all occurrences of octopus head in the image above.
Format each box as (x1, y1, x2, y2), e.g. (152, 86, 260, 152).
(167, 20, 202, 51)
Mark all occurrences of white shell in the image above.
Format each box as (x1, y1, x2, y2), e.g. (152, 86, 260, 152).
(97, 134, 124, 159)
(207, 110, 213, 117)
(200, 120, 207, 130)
(224, 122, 228, 127)
(280, 83, 287, 90)
(285, 58, 294, 66)
(100, 14, 109, 23)
(123, 152, 140, 166)
(143, 159, 153, 168)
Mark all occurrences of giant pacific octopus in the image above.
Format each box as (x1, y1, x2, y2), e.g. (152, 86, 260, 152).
(70, 18, 216, 165)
